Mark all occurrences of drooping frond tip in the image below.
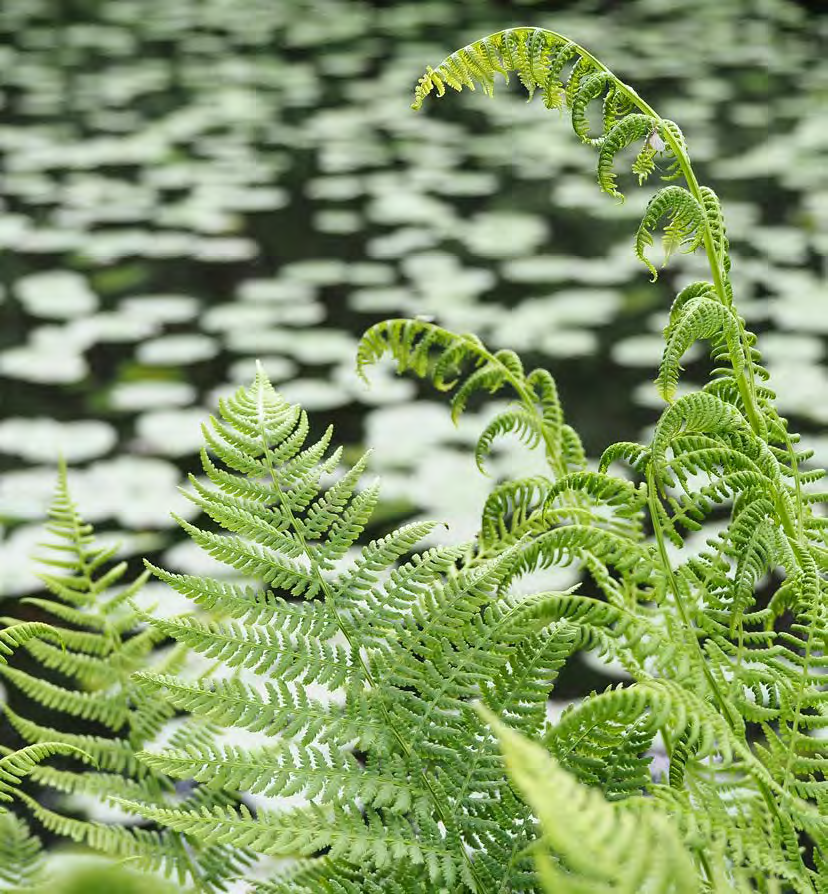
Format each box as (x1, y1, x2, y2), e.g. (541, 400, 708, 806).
(412, 28, 572, 112)
(411, 27, 688, 213)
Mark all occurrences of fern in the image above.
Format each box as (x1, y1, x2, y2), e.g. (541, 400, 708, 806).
(120, 365, 582, 891)
(0, 811, 44, 891)
(0, 462, 249, 891)
(354, 25, 828, 892)
(7, 23, 822, 894)
(484, 709, 752, 894)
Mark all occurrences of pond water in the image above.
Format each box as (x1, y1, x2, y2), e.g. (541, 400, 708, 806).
(0, 0, 825, 670)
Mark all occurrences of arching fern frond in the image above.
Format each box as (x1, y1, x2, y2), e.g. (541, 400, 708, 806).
(0, 461, 249, 890)
(483, 709, 734, 894)
(598, 113, 659, 196)
(358, 318, 582, 479)
(0, 743, 91, 805)
(656, 294, 744, 402)
(412, 27, 690, 208)
(401, 28, 828, 891)
(0, 622, 63, 666)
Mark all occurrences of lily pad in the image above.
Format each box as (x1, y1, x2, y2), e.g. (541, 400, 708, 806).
(108, 380, 197, 411)
(227, 356, 297, 384)
(0, 418, 116, 463)
(134, 408, 209, 456)
(120, 294, 200, 324)
(612, 334, 701, 368)
(459, 210, 549, 259)
(237, 279, 315, 304)
(0, 342, 88, 384)
(15, 270, 98, 319)
(279, 379, 352, 411)
(136, 333, 219, 366)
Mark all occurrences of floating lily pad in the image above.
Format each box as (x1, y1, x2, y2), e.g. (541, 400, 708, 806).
(134, 408, 209, 456)
(538, 329, 598, 358)
(314, 209, 362, 234)
(612, 334, 701, 368)
(494, 290, 619, 352)
(348, 286, 416, 314)
(108, 380, 197, 411)
(0, 418, 116, 462)
(460, 210, 549, 259)
(759, 333, 824, 365)
(236, 279, 315, 304)
(17, 227, 88, 254)
(367, 191, 455, 227)
(306, 176, 364, 201)
(765, 362, 828, 424)
(70, 457, 196, 528)
(279, 378, 352, 411)
(334, 362, 417, 406)
(0, 523, 49, 595)
(80, 230, 197, 263)
(68, 312, 159, 345)
(282, 258, 348, 286)
(367, 227, 438, 259)
(227, 356, 297, 384)
(0, 342, 88, 384)
(192, 236, 258, 262)
(204, 301, 325, 332)
(136, 333, 219, 366)
(15, 270, 98, 319)
(344, 262, 395, 286)
(225, 327, 356, 364)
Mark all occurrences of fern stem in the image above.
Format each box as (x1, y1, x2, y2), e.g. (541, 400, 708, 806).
(645, 465, 738, 729)
(253, 403, 485, 892)
(492, 361, 568, 481)
(496, 29, 765, 447)
(646, 465, 803, 847)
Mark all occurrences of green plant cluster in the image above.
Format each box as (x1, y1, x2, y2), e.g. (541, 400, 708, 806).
(1, 26, 826, 894)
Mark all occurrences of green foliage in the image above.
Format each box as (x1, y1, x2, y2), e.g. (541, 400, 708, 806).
(0, 812, 43, 891)
(4, 22, 826, 894)
(484, 707, 752, 894)
(124, 364, 579, 891)
(0, 463, 249, 890)
(21, 858, 185, 894)
(358, 25, 827, 893)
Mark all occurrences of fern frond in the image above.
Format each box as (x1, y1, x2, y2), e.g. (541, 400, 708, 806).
(484, 709, 714, 894)
(358, 318, 581, 478)
(0, 622, 63, 665)
(0, 462, 246, 890)
(635, 185, 706, 280)
(0, 743, 91, 804)
(480, 476, 550, 551)
(597, 113, 657, 197)
(118, 367, 594, 891)
(0, 813, 44, 890)
(656, 295, 744, 401)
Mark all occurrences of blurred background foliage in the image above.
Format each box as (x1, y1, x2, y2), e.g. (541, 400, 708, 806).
(0, 0, 825, 884)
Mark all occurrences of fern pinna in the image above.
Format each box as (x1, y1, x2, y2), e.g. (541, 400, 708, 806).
(356, 26, 828, 893)
(1, 628, 83, 892)
(120, 363, 584, 892)
(0, 463, 248, 891)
